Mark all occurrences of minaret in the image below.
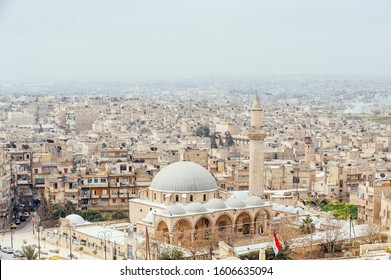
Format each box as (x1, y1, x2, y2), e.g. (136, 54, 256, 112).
(248, 95, 266, 197)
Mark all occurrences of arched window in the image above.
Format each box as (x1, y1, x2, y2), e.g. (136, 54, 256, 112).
(175, 195, 179, 202)
(190, 195, 193, 202)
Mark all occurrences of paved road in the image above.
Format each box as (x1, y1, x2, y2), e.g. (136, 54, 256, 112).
(1, 213, 97, 260)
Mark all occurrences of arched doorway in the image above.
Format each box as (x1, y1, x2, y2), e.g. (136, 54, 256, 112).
(194, 217, 212, 241)
(215, 214, 233, 243)
(254, 209, 269, 236)
(235, 212, 252, 237)
(172, 219, 192, 246)
(156, 220, 169, 243)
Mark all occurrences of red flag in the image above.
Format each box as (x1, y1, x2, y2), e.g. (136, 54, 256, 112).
(273, 233, 281, 255)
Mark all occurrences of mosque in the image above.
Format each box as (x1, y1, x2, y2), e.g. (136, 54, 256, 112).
(128, 96, 306, 248)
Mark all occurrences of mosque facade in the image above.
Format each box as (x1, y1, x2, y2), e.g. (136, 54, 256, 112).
(128, 96, 303, 247)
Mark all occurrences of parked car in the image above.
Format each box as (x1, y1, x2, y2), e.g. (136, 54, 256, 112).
(19, 215, 26, 222)
(1, 246, 14, 254)
(13, 250, 23, 258)
(15, 218, 21, 225)
(22, 212, 30, 218)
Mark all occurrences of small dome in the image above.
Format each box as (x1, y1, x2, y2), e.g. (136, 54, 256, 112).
(226, 198, 246, 208)
(295, 207, 305, 215)
(277, 205, 286, 211)
(244, 196, 265, 206)
(150, 161, 217, 192)
(163, 204, 186, 215)
(184, 202, 207, 213)
(272, 203, 279, 210)
(143, 209, 161, 223)
(285, 206, 295, 213)
(205, 198, 227, 209)
(230, 191, 249, 200)
(65, 214, 87, 225)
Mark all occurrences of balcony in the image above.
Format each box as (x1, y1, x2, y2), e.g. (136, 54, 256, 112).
(65, 189, 78, 193)
(101, 194, 109, 199)
(119, 193, 128, 198)
(91, 194, 99, 199)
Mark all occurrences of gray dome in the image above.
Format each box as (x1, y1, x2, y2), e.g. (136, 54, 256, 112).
(230, 191, 249, 200)
(205, 198, 227, 209)
(285, 206, 296, 213)
(295, 207, 305, 215)
(226, 198, 247, 208)
(143, 209, 161, 223)
(150, 161, 217, 192)
(272, 203, 279, 210)
(244, 196, 265, 206)
(65, 214, 87, 225)
(163, 204, 186, 215)
(184, 202, 207, 213)
(277, 205, 286, 211)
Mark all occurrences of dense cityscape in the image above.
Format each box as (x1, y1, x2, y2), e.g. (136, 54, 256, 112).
(1, 76, 391, 260)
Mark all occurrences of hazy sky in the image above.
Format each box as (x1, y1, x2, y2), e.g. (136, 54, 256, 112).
(0, 0, 390, 82)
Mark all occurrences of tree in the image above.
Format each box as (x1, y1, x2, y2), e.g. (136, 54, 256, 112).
(78, 210, 105, 222)
(195, 126, 210, 137)
(265, 246, 295, 260)
(21, 245, 39, 260)
(320, 218, 344, 254)
(299, 217, 315, 234)
(159, 247, 186, 260)
(111, 211, 128, 220)
(364, 223, 381, 244)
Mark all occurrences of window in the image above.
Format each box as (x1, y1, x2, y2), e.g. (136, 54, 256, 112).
(154, 193, 156, 200)
(175, 195, 179, 202)
(34, 169, 38, 174)
(203, 194, 207, 201)
(112, 199, 116, 203)
(52, 183, 58, 189)
(35, 178, 45, 185)
(101, 178, 107, 184)
(190, 195, 193, 202)
(88, 179, 93, 184)
(121, 199, 126, 203)
(131, 189, 136, 194)
(94, 178, 99, 184)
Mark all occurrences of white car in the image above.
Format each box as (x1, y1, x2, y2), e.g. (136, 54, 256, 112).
(22, 212, 30, 218)
(1, 246, 14, 254)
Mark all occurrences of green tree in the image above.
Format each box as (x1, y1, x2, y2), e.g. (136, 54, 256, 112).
(21, 245, 39, 260)
(78, 210, 105, 222)
(111, 211, 128, 220)
(159, 247, 185, 260)
(299, 217, 315, 234)
(265, 246, 295, 260)
(195, 126, 210, 137)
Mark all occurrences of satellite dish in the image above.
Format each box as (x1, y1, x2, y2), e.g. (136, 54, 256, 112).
(121, 143, 126, 147)
(380, 172, 386, 178)
(102, 143, 107, 148)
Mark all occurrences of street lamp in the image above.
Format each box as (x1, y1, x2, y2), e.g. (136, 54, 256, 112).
(69, 224, 75, 260)
(98, 230, 112, 260)
(10, 223, 17, 248)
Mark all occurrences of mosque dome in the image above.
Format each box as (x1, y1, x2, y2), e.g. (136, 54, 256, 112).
(295, 207, 305, 215)
(226, 198, 247, 208)
(205, 198, 227, 209)
(272, 203, 279, 210)
(65, 214, 87, 225)
(285, 206, 296, 213)
(184, 202, 207, 213)
(163, 204, 186, 215)
(277, 205, 286, 211)
(143, 209, 162, 223)
(244, 196, 265, 206)
(150, 161, 217, 192)
(230, 191, 249, 200)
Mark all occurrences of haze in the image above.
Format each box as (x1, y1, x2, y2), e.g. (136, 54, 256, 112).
(0, 0, 390, 82)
